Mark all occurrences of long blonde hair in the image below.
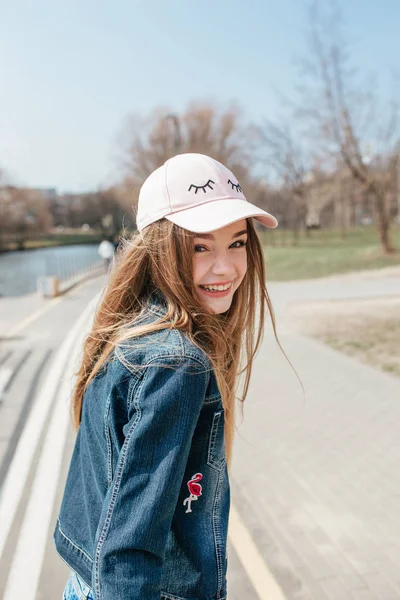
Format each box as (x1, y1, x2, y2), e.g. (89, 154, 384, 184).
(72, 218, 284, 468)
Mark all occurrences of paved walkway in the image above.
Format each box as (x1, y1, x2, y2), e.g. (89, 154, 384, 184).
(0, 293, 49, 337)
(0, 267, 106, 338)
(231, 269, 400, 599)
(267, 266, 400, 321)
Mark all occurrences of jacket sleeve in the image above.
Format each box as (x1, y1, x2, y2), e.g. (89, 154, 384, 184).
(93, 354, 210, 600)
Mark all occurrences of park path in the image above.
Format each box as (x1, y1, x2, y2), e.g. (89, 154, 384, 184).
(231, 267, 400, 599)
(267, 265, 400, 320)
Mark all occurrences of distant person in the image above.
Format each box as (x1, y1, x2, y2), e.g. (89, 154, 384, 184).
(97, 238, 115, 269)
(54, 154, 280, 600)
(113, 234, 121, 253)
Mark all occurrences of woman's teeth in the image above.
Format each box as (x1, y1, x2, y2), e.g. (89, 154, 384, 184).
(200, 283, 232, 292)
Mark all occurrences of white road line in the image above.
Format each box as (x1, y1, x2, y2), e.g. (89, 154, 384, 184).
(4, 297, 63, 338)
(0, 293, 100, 560)
(2, 295, 98, 599)
(228, 503, 287, 600)
(0, 366, 13, 402)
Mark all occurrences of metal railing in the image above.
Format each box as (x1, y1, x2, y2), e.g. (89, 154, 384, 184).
(38, 254, 105, 297)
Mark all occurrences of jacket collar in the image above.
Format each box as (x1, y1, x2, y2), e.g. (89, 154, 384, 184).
(146, 288, 169, 317)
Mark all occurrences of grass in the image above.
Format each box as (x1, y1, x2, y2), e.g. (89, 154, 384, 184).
(326, 325, 400, 378)
(260, 225, 400, 281)
(1, 232, 103, 251)
(287, 298, 400, 377)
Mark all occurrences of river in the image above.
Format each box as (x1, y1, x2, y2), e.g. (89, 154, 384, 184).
(0, 244, 101, 297)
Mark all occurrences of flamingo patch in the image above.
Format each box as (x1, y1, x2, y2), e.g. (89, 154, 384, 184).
(183, 473, 203, 513)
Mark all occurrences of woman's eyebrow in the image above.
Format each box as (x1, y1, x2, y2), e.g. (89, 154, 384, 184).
(193, 229, 248, 240)
(232, 229, 248, 238)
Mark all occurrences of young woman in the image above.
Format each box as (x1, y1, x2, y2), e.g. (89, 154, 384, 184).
(54, 153, 279, 600)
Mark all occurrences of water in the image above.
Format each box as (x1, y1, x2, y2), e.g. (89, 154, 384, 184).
(0, 244, 101, 296)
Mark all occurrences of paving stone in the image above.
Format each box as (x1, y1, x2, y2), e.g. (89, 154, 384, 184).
(349, 589, 380, 600)
(320, 576, 352, 600)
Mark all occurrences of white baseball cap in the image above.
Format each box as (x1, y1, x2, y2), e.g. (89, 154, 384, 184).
(136, 153, 278, 233)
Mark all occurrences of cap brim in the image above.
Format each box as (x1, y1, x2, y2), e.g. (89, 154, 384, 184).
(165, 198, 278, 233)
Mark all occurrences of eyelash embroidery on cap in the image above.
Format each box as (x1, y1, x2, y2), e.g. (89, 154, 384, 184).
(188, 180, 215, 194)
(228, 179, 243, 193)
(183, 473, 203, 513)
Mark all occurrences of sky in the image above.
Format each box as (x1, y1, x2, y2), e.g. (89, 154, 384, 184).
(0, 0, 399, 193)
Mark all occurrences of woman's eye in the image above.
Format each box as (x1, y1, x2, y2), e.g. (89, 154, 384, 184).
(231, 239, 247, 249)
(194, 240, 247, 252)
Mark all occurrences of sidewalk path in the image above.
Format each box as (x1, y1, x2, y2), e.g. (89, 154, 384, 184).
(267, 266, 400, 321)
(0, 293, 50, 337)
(231, 269, 400, 599)
(0, 268, 106, 338)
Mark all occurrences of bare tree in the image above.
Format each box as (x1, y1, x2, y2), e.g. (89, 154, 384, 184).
(117, 101, 254, 217)
(0, 168, 12, 248)
(296, 1, 399, 253)
(64, 189, 132, 234)
(0, 186, 52, 249)
(256, 122, 310, 243)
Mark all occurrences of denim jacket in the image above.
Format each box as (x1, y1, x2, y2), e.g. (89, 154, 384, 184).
(53, 290, 230, 600)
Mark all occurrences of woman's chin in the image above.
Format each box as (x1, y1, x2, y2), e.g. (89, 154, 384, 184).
(203, 296, 233, 315)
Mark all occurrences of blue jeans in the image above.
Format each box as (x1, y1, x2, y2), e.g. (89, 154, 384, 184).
(63, 570, 94, 600)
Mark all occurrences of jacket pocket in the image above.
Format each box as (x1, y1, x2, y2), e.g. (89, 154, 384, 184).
(207, 409, 226, 471)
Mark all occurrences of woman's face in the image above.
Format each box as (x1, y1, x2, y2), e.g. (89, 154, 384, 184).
(192, 219, 248, 314)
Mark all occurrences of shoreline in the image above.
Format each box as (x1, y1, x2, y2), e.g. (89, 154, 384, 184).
(0, 237, 103, 254)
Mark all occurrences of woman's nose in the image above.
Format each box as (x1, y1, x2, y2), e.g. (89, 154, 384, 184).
(211, 253, 236, 275)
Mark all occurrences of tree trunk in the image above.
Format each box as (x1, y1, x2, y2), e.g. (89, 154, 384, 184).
(290, 203, 302, 246)
(291, 225, 299, 246)
(373, 187, 396, 254)
(339, 179, 347, 240)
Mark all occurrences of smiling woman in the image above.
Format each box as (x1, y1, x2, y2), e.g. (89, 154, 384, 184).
(54, 153, 282, 600)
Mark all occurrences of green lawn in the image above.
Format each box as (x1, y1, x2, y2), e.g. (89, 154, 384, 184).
(2, 232, 103, 251)
(260, 225, 400, 281)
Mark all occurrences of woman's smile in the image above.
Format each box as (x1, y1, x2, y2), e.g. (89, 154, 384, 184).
(198, 280, 233, 298)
